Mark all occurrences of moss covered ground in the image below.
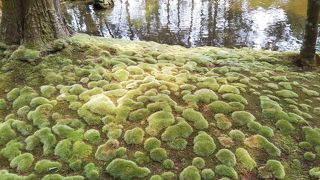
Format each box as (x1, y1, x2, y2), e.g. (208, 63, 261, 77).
(0, 34, 320, 179)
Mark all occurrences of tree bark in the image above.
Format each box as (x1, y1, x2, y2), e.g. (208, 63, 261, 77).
(0, 0, 71, 47)
(0, 0, 23, 45)
(299, 0, 320, 64)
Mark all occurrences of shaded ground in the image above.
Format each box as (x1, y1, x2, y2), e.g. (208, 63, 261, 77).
(0, 34, 320, 179)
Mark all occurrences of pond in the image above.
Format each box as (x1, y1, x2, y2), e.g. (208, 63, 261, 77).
(62, 0, 318, 51)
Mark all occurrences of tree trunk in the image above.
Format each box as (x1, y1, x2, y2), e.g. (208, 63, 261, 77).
(0, 0, 71, 47)
(299, 0, 320, 65)
(0, 0, 23, 45)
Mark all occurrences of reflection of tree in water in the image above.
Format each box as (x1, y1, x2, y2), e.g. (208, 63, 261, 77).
(62, 0, 311, 50)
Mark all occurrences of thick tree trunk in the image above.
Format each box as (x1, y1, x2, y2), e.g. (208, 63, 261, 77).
(299, 0, 320, 65)
(0, 0, 23, 45)
(0, 0, 71, 47)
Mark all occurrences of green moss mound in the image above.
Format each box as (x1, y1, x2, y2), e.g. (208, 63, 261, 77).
(106, 158, 150, 180)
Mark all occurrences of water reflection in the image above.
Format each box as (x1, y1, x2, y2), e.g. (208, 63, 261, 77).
(62, 0, 314, 51)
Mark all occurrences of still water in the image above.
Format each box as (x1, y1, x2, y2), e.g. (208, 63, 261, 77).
(62, 0, 316, 51)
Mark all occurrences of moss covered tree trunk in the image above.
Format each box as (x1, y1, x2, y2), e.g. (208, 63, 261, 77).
(0, 0, 71, 47)
(299, 0, 320, 65)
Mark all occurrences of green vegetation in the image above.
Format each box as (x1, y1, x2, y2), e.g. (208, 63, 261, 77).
(235, 148, 256, 171)
(179, 166, 201, 180)
(106, 158, 150, 179)
(0, 34, 319, 179)
(150, 148, 168, 162)
(144, 137, 161, 151)
(124, 127, 145, 145)
(192, 157, 206, 169)
(193, 131, 216, 157)
(215, 164, 238, 179)
(215, 149, 237, 167)
(146, 111, 175, 136)
(259, 160, 285, 179)
(182, 108, 208, 129)
(201, 168, 215, 180)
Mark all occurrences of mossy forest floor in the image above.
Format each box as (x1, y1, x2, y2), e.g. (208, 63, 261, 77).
(0, 34, 320, 180)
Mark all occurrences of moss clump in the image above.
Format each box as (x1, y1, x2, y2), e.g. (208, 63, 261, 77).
(298, 141, 313, 151)
(218, 85, 240, 94)
(124, 127, 145, 145)
(161, 171, 176, 180)
(303, 127, 320, 146)
(0, 170, 36, 179)
(0, 122, 17, 145)
(197, 77, 220, 91)
(146, 111, 175, 136)
(78, 94, 116, 125)
(245, 135, 281, 157)
(182, 108, 208, 129)
(106, 158, 150, 180)
(222, 93, 248, 105)
(192, 157, 205, 169)
(54, 139, 72, 161)
(215, 149, 236, 167)
(0, 140, 24, 161)
(69, 159, 82, 171)
(0, 99, 7, 110)
(309, 167, 320, 178)
(235, 148, 256, 171)
(161, 121, 193, 141)
(102, 122, 123, 139)
(7, 88, 20, 101)
(193, 131, 216, 157)
(41, 174, 84, 180)
(150, 175, 164, 180)
(304, 152, 316, 161)
(27, 104, 53, 128)
(275, 120, 294, 135)
(52, 124, 74, 138)
(144, 137, 161, 151)
(30, 97, 57, 107)
(179, 166, 201, 180)
(194, 88, 218, 103)
(168, 138, 188, 150)
(17, 106, 30, 118)
(214, 165, 238, 179)
(10, 153, 34, 172)
(215, 114, 232, 130)
(150, 148, 168, 162)
(162, 159, 175, 169)
(34, 159, 62, 174)
(302, 87, 319, 97)
(84, 129, 101, 144)
(113, 69, 130, 81)
(228, 130, 245, 142)
(134, 151, 150, 165)
(10, 46, 40, 62)
(276, 90, 298, 98)
(231, 111, 255, 126)
(314, 107, 320, 115)
(12, 120, 33, 136)
(72, 141, 93, 159)
(129, 108, 150, 121)
(95, 139, 126, 161)
(208, 101, 232, 114)
(259, 160, 285, 179)
(33, 127, 57, 155)
(201, 168, 215, 180)
(84, 163, 100, 180)
(12, 87, 38, 109)
(258, 126, 274, 138)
